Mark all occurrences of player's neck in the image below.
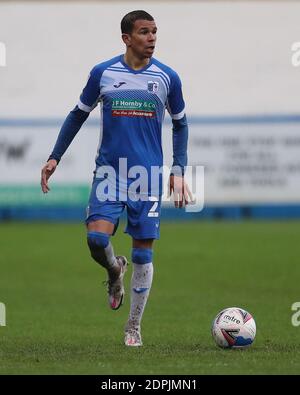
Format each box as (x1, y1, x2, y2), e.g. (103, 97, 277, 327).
(123, 52, 150, 71)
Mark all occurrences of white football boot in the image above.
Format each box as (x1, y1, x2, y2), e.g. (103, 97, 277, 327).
(106, 256, 128, 310)
(124, 322, 143, 347)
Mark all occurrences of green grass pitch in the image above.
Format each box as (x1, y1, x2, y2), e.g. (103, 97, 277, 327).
(0, 220, 300, 374)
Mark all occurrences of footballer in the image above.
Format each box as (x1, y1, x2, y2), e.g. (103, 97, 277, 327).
(41, 10, 191, 346)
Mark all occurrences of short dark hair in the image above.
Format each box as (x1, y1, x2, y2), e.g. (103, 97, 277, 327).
(121, 10, 154, 34)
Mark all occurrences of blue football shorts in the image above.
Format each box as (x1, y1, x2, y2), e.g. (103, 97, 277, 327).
(85, 177, 161, 240)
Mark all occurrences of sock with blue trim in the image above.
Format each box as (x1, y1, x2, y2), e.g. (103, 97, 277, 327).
(127, 248, 154, 329)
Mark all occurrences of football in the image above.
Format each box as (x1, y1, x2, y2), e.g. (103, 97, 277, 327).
(211, 307, 256, 348)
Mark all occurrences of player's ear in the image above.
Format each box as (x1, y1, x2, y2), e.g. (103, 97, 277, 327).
(122, 33, 131, 47)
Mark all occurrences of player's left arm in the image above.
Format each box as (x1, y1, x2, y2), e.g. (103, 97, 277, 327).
(167, 71, 193, 208)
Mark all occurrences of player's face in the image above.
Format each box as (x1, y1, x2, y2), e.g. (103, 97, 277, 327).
(125, 20, 157, 59)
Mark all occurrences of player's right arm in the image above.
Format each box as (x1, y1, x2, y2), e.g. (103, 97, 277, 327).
(166, 70, 193, 207)
(40, 66, 101, 193)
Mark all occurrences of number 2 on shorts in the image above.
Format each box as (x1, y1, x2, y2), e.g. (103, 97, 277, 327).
(148, 196, 159, 217)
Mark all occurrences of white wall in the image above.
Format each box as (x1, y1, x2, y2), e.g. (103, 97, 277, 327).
(1, 1, 300, 117)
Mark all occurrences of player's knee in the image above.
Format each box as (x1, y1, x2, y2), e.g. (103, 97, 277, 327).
(87, 231, 110, 261)
(132, 248, 153, 264)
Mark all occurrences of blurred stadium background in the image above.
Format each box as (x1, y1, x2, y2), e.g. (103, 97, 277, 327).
(1, 0, 300, 375)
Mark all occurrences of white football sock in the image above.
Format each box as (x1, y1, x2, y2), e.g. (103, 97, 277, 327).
(103, 242, 119, 280)
(127, 262, 153, 328)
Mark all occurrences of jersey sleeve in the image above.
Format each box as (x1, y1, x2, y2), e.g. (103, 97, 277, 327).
(167, 71, 185, 120)
(78, 66, 101, 112)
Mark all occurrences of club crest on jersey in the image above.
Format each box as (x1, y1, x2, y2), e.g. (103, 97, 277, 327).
(147, 81, 159, 93)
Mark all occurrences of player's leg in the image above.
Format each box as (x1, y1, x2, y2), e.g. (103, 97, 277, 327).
(125, 238, 154, 346)
(124, 197, 161, 346)
(87, 219, 118, 278)
(86, 176, 127, 310)
(87, 219, 128, 310)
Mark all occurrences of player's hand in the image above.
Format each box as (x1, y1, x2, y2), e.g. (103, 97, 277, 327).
(41, 159, 58, 193)
(168, 175, 193, 208)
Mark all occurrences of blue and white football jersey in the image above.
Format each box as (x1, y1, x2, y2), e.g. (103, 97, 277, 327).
(78, 54, 185, 195)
